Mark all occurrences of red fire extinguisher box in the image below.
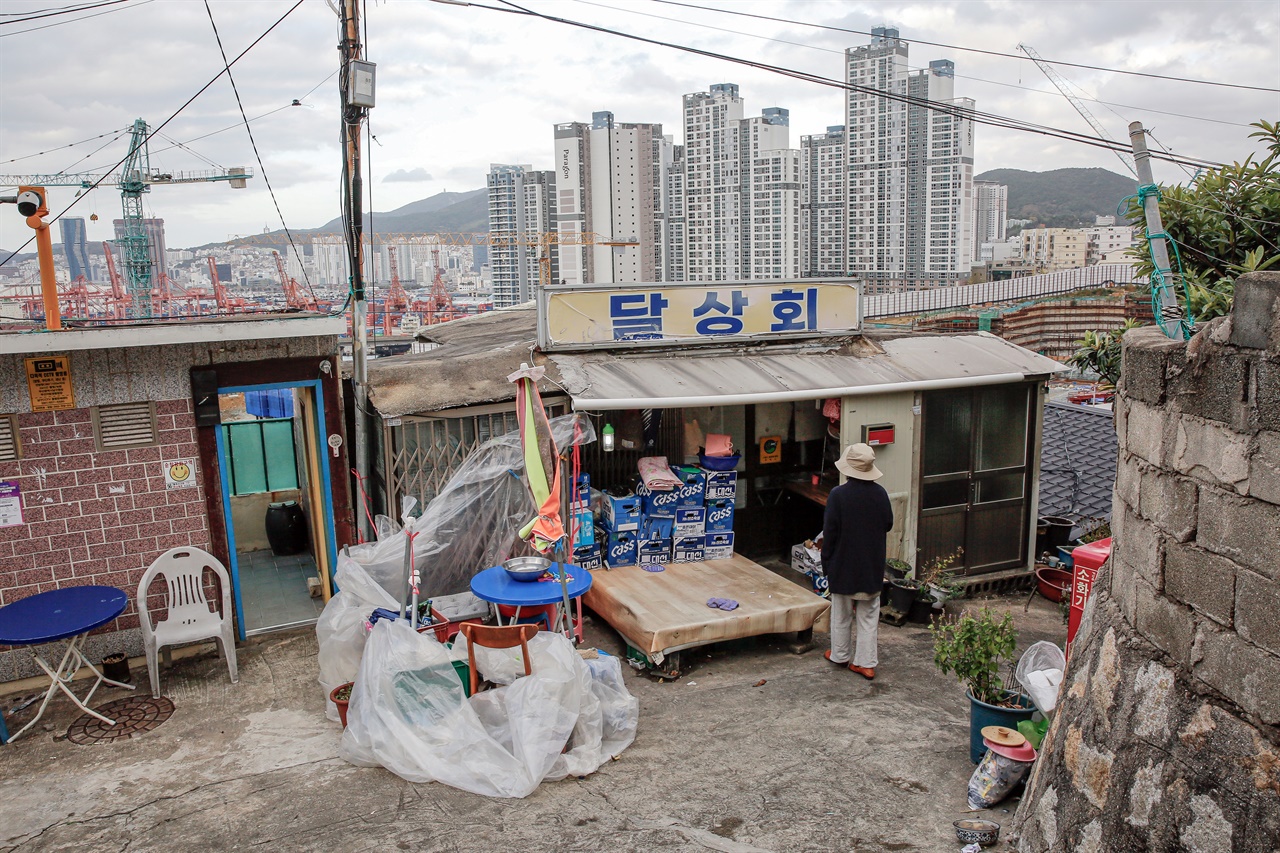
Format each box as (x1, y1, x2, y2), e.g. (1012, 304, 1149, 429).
(1067, 537, 1112, 654)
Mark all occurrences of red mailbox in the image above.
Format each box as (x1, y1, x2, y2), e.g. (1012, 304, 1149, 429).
(1067, 536, 1112, 654)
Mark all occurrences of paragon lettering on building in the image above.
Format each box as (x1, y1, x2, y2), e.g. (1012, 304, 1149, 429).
(538, 279, 861, 351)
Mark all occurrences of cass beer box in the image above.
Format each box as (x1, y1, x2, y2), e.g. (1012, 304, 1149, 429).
(673, 467, 707, 508)
(705, 498, 735, 533)
(571, 510, 595, 547)
(569, 473, 592, 511)
(672, 534, 706, 563)
(673, 506, 706, 538)
(705, 532, 735, 560)
(601, 490, 641, 532)
(573, 542, 603, 571)
(637, 514, 674, 542)
(635, 479, 681, 518)
(702, 469, 738, 501)
(601, 526, 638, 568)
(638, 538, 671, 566)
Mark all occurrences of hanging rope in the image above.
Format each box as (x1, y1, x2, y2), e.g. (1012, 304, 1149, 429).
(1136, 183, 1195, 341)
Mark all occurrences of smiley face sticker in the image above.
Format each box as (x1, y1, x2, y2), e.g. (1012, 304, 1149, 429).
(164, 459, 198, 490)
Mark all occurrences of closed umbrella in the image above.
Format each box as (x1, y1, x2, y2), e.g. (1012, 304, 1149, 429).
(508, 364, 572, 635)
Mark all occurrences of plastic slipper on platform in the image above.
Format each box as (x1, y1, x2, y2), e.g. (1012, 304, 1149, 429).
(706, 598, 726, 609)
(643, 565, 665, 573)
(718, 599, 739, 611)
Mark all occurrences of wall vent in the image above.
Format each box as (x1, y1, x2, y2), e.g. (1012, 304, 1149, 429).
(93, 401, 158, 450)
(0, 415, 19, 462)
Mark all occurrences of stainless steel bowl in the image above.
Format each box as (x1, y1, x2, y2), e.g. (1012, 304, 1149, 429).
(953, 819, 1000, 847)
(503, 556, 552, 582)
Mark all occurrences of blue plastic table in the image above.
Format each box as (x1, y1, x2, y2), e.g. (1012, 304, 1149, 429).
(0, 586, 135, 743)
(470, 564, 592, 637)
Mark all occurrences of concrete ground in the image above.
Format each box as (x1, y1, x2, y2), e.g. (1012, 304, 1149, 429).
(0, 592, 1065, 853)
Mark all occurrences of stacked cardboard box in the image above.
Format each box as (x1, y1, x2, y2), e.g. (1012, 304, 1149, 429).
(600, 463, 739, 569)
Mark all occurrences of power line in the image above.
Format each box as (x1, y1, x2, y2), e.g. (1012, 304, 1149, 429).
(1, 127, 131, 166)
(468, 0, 1225, 171)
(202, 0, 317, 303)
(573, 0, 1251, 129)
(0, 0, 307, 269)
(650, 0, 1280, 94)
(0, 0, 128, 25)
(0, 0, 153, 37)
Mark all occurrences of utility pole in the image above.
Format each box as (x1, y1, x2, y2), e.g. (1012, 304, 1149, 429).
(1129, 121, 1190, 341)
(341, 0, 375, 540)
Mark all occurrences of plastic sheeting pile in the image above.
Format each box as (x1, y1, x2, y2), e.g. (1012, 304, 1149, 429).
(317, 413, 595, 721)
(339, 619, 638, 798)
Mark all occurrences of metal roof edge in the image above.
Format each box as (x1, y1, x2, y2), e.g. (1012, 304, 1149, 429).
(0, 315, 344, 355)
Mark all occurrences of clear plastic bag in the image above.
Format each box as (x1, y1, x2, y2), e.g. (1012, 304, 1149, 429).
(315, 553, 400, 721)
(967, 749, 1032, 810)
(339, 619, 637, 798)
(340, 413, 595, 601)
(1016, 640, 1067, 713)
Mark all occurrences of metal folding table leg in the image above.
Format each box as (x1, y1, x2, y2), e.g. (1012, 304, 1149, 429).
(5, 633, 134, 742)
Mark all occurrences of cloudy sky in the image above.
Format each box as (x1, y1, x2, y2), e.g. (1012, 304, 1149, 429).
(1, 0, 1276, 252)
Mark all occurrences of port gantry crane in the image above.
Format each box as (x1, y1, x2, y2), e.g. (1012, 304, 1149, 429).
(0, 118, 252, 318)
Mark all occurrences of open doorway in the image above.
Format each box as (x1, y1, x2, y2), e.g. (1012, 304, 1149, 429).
(214, 381, 338, 638)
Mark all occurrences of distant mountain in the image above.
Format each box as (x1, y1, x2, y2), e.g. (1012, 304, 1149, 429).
(314, 188, 488, 234)
(975, 167, 1135, 229)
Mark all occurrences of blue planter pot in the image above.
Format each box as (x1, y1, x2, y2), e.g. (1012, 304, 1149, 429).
(968, 691, 1036, 763)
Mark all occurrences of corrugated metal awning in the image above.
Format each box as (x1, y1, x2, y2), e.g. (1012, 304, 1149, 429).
(551, 332, 1066, 410)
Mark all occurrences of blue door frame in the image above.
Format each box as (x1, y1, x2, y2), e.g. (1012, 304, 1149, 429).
(214, 379, 339, 641)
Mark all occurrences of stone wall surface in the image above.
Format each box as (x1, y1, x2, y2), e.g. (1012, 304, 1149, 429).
(1014, 272, 1280, 852)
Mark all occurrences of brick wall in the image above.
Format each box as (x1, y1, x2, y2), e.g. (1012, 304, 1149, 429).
(0, 399, 211, 681)
(1013, 272, 1280, 852)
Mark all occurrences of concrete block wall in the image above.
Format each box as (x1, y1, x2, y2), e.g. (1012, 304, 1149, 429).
(1014, 272, 1280, 852)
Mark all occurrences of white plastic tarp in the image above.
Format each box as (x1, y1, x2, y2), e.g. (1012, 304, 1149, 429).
(316, 553, 400, 720)
(339, 619, 638, 798)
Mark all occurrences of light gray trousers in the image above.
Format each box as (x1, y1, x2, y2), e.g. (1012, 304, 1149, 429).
(829, 592, 879, 668)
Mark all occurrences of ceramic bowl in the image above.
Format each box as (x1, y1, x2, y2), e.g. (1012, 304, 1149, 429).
(502, 556, 551, 582)
(953, 819, 1000, 847)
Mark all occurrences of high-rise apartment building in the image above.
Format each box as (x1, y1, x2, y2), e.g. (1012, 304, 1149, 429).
(682, 83, 746, 281)
(801, 126, 846, 277)
(111, 217, 168, 283)
(487, 164, 555, 307)
(553, 111, 673, 284)
(59, 217, 91, 282)
(972, 180, 1008, 260)
(667, 144, 686, 281)
(680, 85, 801, 281)
(845, 28, 974, 291)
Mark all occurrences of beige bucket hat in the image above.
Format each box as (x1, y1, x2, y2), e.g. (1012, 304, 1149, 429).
(835, 443, 883, 481)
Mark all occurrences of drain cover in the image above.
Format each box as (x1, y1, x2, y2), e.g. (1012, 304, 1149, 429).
(66, 696, 175, 744)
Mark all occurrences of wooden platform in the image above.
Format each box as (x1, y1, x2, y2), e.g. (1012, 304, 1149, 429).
(583, 553, 831, 662)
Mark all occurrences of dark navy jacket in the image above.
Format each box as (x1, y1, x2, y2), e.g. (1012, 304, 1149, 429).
(820, 479, 894, 596)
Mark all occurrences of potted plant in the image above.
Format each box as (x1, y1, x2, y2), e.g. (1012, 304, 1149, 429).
(918, 548, 965, 613)
(330, 681, 354, 728)
(884, 558, 913, 610)
(931, 607, 1036, 763)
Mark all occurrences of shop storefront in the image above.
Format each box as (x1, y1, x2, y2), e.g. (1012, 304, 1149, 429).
(362, 281, 1062, 672)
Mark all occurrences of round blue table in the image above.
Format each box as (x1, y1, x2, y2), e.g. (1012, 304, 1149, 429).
(470, 564, 592, 638)
(0, 586, 134, 743)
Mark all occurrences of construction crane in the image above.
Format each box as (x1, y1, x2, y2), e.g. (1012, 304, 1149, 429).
(384, 246, 409, 312)
(272, 250, 317, 310)
(102, 242, 130, 319)
(1017, 45, 1137, 178)
(1, 118, 252, 317)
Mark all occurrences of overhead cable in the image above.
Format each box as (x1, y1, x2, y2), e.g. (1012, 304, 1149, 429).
(203, 0, 318, 302)
(649, 0, 1280, 94)
(471, 0, 1225, 171)
(0, 0, 153, 37)
(0, 0, 307, 269)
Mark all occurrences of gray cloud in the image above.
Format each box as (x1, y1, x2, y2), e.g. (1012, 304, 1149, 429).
(383, 168, 433, 183)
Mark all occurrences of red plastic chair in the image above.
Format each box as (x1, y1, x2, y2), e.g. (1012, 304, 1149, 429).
(458, 622, 538, 696)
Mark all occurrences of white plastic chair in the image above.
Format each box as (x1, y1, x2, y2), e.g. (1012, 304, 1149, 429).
(138, 546, 239, 698)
